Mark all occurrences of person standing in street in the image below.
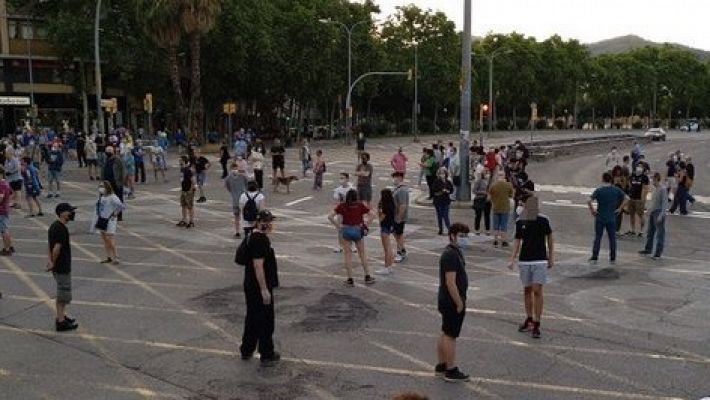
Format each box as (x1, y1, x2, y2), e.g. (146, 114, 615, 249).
(5, 149, 23, 209)
(91, 181, 125, 265)
(132, 140, 147, 184)
(432, 167, 453, 235)
(472, 171, 492, 235)
(225, 162, 248, 237)
(47, 144, 64, 198)
(669, 162, 691, 215)
(300, 138, 311, 178)
(639, 173, 668, 260)
(47, 203, 78, 332)
(85, 136, 98, 181)
(270, 138, 286, 185)
(508, 196, 554, 339)
(356, 152, 374, 208)
(356, 132, 366, 161)
(449, 147, 461, 199)
(375, 188, 396, 276)
(176, 156, 196, 229)
(193, 148, 211, 203)
(0, 168, 16, 256)
(435, 222, 471, 382)
(332, 172, 354, 253)
(489, 173, 514, 247)
(239, 210, 281, 366)
(76, 133, 87, 169)
(312, 150, 326, 191)
(390, 147, 408, 176)
(219, 141, 231, 179)
(239, 180, 265, 238)
(588, 172, 627, 264)
(625, 165, 650, 236)
(392, 172, 409, 263)
(102, 146, 125, 220)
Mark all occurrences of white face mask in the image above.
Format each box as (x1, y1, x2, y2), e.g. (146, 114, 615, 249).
(636, 167, 644, 175)
(98, 187, 106, 195)
(339, 178, 347, 185)
(456, 236, 469, 249)
(516, 206, 524, 216)
(232, 170, 240, 176)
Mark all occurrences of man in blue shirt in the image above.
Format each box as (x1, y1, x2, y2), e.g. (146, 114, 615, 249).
(587, 172, 627, 264)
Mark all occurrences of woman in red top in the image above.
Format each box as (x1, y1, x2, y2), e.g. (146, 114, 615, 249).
(328, 189, 375, 286)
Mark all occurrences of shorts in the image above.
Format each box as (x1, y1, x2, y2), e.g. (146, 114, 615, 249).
(519, 261, 548, 287)
(86, 159, 98, 166)
(53, 272, 72, 304)
(273, 158, 285, 171)
(439, 307, 466, 338)
(196, 172, 207, 186)
(341, 225, 362, 242)
(232, 203, 240, 216)
(10, 180, 22, 191)
(357, 185, 372, 202)
(0, 215, 9, 233)
(627, 199, 645, 216)
(48, 170, 61, 181)
(180, 190, 195, 208)
(93, 217, 118, 235)
(393, 222, 406, 236)
(492, 212, 509, 231)
(380, 223, 394, 235)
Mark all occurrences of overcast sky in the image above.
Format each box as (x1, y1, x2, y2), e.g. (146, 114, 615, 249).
(371, 0, 710, 51)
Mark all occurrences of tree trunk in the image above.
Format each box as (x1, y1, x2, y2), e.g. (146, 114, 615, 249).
(512, 107, 517, 130)
(188, 33, 204, 140)
(433, 102, 439, 133)
(79, 60, 89, 134)
(167, 44, 186, 130)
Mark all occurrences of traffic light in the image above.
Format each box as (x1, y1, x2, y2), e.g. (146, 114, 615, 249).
(481, 103, 490, 114)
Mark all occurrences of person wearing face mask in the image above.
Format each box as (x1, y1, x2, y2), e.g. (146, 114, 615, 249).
(508, 196, 554, 339)
(85, 135, 98, 180)
(101, 146, 125, 221)
(270, 138, 286, 183)
(432, 167, 453, 235)
(91, 181, 125, 264)
(665, 153, 678, 195)
(225, 162, 248, 237)
(669, 161, 690, 215)
(46, 144, 64, 198)
(47, 203, 78, 332)
(239, 180, 265, 237)
(639, 173, 668, 260)
(390, 147, 408, 176)
(247, 145, 264, 189)
(625, 165, 650, 236)
(605, 146, 620, 170)
(356, 152, 374, 208)
(472, 170, 492, 235)
(238, 210, 281, 366)
(435, 222, 471, 382)
(177, 156, 196, 228)
(332, 173, 354, 253)
(588, 172, 627, 264)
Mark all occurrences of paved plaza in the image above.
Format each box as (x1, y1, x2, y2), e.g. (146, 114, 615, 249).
(1, 130, 709, 399)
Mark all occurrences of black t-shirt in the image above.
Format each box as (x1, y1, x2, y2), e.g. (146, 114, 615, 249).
(195, 156, 209, 173)
(244, 232, 279, 292)
(48, 220, 71, 274)
(666, 160, 677, 177)
(181, 167, 193, 192)
(356, 138, 366, 151)
(686, 163, 695, 180)
(219, 145, 230, 161)
(515, 215, 552, 261)
(515, 180, 535, 202)
(438, 244, 468, 310)
(77, 136, 86, 150)
(628, 174, 649, 200)
(95, 136, 106, 153)
(270, 145, 285, 162)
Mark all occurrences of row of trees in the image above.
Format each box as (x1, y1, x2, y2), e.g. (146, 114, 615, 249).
(30, 0, 710, 135)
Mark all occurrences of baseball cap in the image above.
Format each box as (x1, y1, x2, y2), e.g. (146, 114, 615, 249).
(55, 203, 76, 216)
(256, 210, 275, 223)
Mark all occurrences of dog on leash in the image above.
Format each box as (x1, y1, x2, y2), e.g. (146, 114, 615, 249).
(273, 176, 299, 193)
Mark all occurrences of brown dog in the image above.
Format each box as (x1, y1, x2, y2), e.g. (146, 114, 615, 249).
(273, 176, 299, 193)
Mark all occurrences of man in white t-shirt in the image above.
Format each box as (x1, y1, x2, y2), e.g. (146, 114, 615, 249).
(332, 172, 354, 252)
(239, 180, 266, 237)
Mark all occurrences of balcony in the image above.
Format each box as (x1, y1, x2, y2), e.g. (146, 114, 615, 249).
(8, 38, 55, 58)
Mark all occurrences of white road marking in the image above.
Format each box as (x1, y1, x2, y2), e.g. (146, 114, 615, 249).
(285, 196, 313, 206)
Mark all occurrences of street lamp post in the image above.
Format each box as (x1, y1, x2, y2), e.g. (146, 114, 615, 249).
(458, 0, 472, 202)
(413, 42, 418, 141)
(319, 18, 368, 145)
(486, 48, 512, 143)
(25, 21, 36, 126)
(94, 0, 104, 136)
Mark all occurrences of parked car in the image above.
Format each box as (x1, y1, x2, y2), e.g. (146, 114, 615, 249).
(680, 119, 701, 132)
(644, 128, 666, 141)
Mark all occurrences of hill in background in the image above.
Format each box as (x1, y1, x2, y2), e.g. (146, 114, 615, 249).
(586, 34, 710, 60)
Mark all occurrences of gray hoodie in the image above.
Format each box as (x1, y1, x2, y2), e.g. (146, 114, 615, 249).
(225, 172, 247, 205)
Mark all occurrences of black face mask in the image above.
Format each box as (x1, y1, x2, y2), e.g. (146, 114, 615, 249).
(68, 211, 76, 221)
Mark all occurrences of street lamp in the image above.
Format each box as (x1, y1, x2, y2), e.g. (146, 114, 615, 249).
(95, 0, 104, 136)
(482, 48, 512, 142)
(319, 18, 368, 144)
(458, 0, 472, 202)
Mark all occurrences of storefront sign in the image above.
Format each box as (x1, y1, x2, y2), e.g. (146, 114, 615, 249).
(0, 96, 31, 106)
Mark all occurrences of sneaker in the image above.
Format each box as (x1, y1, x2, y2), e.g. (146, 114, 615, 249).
(364, 275, 376, 285)
(0, 249, 11, 256)
(100, 258, 112, 264)
(64, 316, 76, 325)
(240, 352, 253, 361)
(438, 229, 443, 235)
(637, 232, 643, 238)
(9, 247, 15, 254)
(89, 176, 95, 181)
(444, 367, 470, 382)
(37, 212, 44, 217)
(333, 247, 343, 253)
(374, 267, 391, 275)
(46, 194, 54, 199)
(344, 278, 354, 287)
(186, 222, 194, 229)
(638, 250, 651, 255)
(517, 317, 533, 332)
(588, 258, 598, 265)
(54, 193, 60, 198)
(25, 214, 35, 218)
(652, 255, 662, 261)
(609, 260, 616, 265)
(176, 221, 187, 227)
(235, 232, 241, 238)
(493, 240, 499, 247)
(623, 231, 634, 236)
(260, 352, 281, 366)
(531, 322, 541, 339)
(435, 363, 447, 377)
(111, 259, 120, 265)
(55, 319, 78, 332)
(394, 251, 406, 263)
(501, 241, 509, 248)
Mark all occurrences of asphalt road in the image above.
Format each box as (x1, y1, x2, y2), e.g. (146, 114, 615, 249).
(1, 129, 709, 400)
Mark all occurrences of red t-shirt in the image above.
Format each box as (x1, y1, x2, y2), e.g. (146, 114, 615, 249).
(335, 203, 369, 226)
(0, 180, 13, 216)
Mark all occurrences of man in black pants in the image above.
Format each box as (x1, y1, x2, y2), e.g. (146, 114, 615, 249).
(239, 210, 280, 365)
(76, 134, 86, 168)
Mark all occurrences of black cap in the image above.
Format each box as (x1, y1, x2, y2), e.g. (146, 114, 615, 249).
(55, 203, 76, 216)
(256, 210, 275, 222)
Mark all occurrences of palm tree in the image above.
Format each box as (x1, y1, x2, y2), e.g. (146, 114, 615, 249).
(135, 0, 187, 130)
(179, 0, 221, 138)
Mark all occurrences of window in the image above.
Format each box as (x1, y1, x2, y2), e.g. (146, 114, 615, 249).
(20, 22, 33, 39)
(35, 25, 47, 39)
(8, 21, 18, 39)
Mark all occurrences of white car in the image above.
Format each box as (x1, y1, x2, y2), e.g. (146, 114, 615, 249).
(680, 121, 700, 132)
(644, 128, 666, 141)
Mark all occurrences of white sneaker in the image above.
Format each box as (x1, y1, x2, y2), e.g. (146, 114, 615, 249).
(333, 247, 343, 253)
(394, 253, 406, 263)
(375, 267, 392, 275)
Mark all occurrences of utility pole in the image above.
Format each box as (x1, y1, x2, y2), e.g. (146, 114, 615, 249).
(94, 0, 104, 136)
(413, 42, 418, 141)
(457, 0, 472, 202)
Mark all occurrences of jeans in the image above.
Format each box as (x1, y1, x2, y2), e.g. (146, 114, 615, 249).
(240, 289, 275, 358)
(474, 201, 491, 232)
(425, 175, 435, 198)
(220, 159, 228, 179)
(644, 210, 665, 257)
(669, 185, 688, 215)
(592, 218, 617, 261)
(254, 169, 264, 189)
(135, 161, 146, 183)
(434, 203, 451, 232)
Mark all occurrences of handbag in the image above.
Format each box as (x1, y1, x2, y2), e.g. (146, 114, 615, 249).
(95, 216, 109, 231)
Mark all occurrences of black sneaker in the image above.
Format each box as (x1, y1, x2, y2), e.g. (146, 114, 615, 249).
(364, 275, 375, 285)
(176, 220, 187, 227)
(501, 241, 509, 248)
(64, 316, 76, 325)
(344, 278, 354, 287)
(240, 352, 253, 361)
(260, 352, 281, 366)
(186, 222, 194, 229)
(638, 250, 651, 255)
(531, 322, 541, 339)
(37, 212, 44, 217)
(435, 363, 447, 377)
(9, 246, 15, 254)
(493, 240, 498, 247)
(444, 367, 470, 382)
(518, 317, 533, 332)
(0, 249, 11, 256)
(55, 319, 78, 332)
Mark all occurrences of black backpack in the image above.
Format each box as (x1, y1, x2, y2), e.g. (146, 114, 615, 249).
(243, 192, 259, 222)
(234, 236, 251, 266)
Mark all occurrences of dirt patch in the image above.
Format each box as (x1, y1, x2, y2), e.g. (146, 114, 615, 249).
(293, 292, 377, 332)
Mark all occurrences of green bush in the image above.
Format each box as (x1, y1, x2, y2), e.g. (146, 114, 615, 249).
(419, 117, 434, 133)
(437, 118, 452, 133)
(515, 118, 530, 130)
(612, 121, 622, 129)
(535, 119, 547, 130)
(496, 119, 510, 130)
(553, 119, 565, 130)
(397, 119, 412, 135)
(632, 121, 643, 129)
(375, 121, 389, 136)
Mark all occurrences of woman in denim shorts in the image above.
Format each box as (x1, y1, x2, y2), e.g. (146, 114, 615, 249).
(376, 188, 396, 275)
(328, 189, 375, 286)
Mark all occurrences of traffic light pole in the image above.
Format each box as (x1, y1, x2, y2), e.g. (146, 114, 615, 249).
(457, 0, 472, 202)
